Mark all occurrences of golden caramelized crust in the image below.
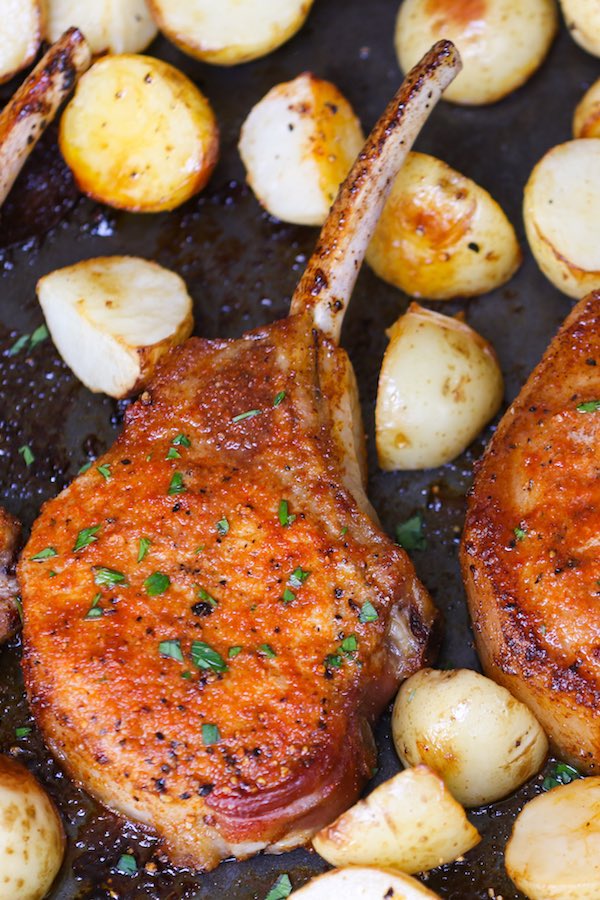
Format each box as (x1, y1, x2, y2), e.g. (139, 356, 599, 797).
(462, 292, 600, 772)
(20, 314, 436, 869)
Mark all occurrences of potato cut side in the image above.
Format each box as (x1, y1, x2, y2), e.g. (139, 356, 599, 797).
(393, 669, 548, 807)
(46, 0, 158, 54)
(376, 304, 503, 471)
(395, 0, 557, 105)
(366, 152, 520, 299)
(37, 257, 194, 398)
(312, 765, 480, 874)
(0, 0, 42, 84)
(239, 73, 364, 226)
(506, 777, 600, 899)
(573, 79, 600, 138)
(292, 867, 442, 899)
(148, 0, 314, 66)
(60, 54, 219, 213)
(560, 0, 600, 56)
(524, 139, 600, 298)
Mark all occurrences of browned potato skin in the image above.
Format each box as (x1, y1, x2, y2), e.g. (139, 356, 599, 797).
(573, 80, 600, 137)
(462, 292, 600, 773)
(0, 0, 44, 85)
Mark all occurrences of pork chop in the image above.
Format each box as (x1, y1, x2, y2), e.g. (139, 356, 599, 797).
(19, 42, 460, 870)
(0, 506, 21, 643)
(462, 292, 600, 773)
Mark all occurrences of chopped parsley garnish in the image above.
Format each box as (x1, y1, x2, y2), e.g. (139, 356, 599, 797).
(137, 537, 151, 562)
(166, 447, 181, 460)
(259, 643, 276, 659)
(8, 333, 29, 355)
(168, 472, 186, 495)
(144, 572, 171, 595)
(325, 653, 342, 669)
(191, 641, 228, 672)
(340, 526, 348, 538)
(14, 596, 23, 622)
(577, 399, 600, 413)
(216, 517, 229, 536)
(514, 525, 527, 541)
(359, 600, 378, 623)
(18, 445, 34, 467)
(194, 545, 204, 555)
(9, 325, 48, 355)
(282, 588, 296, 604)
(289, 567, 310, 589)
(78, 461, 93, 474)
(96, 464, 111, 480)
(181, 670, 192, 679)
(172, 433, 191, 447)
(396, 514, 427, 551)
(265, 874, 292, 900)
(341, 634, 358, 654)
(30, 546, 57, 562)
(278, 499, 296, 527)
(159, 639, 184, 662)
(273, 391, 286, 407)
(228, 646, 242, 659)
(15, 726, 31, 738)
(198, 588, 218, 608)
(93, 566, 128, 587)
(202, 723, 220, 745)
(232, 409, 262, 423)
(73, 525, 100, 552)
(85, 593, 103, 619)
(115, 853, 137, 875)
(542, 762, 582, 791)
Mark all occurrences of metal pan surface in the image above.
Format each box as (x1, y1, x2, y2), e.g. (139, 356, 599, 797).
(0, 1, 597, 897)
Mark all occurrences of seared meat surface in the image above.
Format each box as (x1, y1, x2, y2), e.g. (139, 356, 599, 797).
(462, 293, 600, 773)
(0, 506, 21, 643)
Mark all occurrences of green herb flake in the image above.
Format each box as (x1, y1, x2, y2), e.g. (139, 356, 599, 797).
(514, 525, 527, 542)
(181, 670, 192, 679)
(15, 726, 31, 738)
(159, 639, 184, 662)
(166, 446, 181, 460)
(396, 514, 426, 551)
(542, 762, 582, 792)
(13, 596, 23, 622)
(73, 524, 101, 552)
(137, 537, 151, 563)
(577, 399, 600, 413)
(85, 593, 103, 620)
(116, 853, 137, 875)
(172, 433, 191, 447)
(325, 654, 342, 669)
(359, 600, 378, 623)
(340, 526, 348, 538)
(18, 445, 34, 467)
(228, 646, 242, 659)
(194, 545, 204, 555)
(216, 517, 229, 536)
(232, 408, 262, 423)
(278, 499, 296, 527)
(273, 391, 286, 407)
(192, 640, 228, 672)
(168, 472, 186, 495)
(29, 324, 49, 350)
(198, 588, 218, 608)
(341, 634, 358, 654)
(281, 587, 296, 604)
(144, 572, 170, 596)
(265, 874, 292, 900)
(78, 461, 93, 474)
(8, 333, 30, 355)
(30, 546, 58, 562)
(202, 723, 220, 745)
(259, 643, 276, 659)
(48, 570, 57, 578)
(96, 464, 111, 480)
(93, 566, 128, 587)
(289, 567, 310, 589)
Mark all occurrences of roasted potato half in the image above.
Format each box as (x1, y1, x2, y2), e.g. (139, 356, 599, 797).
(560, 0, 600, 57)
(573, 78, 600, 138)
(506, 777, 600, 899)
(366, 152, 521, 299)
(239, 73, 364, 226)
(292, 867, 443, 899)
(524, 139, 600, 298)
(148, 0, 314, 65)
(376, 304, 504, 471)
(46, 0, 158, 54)
(395, 0, 557, 105)
(0, 755, 65, 900)
(393, 669, 548, 807)
(312, 765, 480, 873)
(60, 54, 219, 213)
(37, 256, 194, 398)
(0, 0, 43, 84)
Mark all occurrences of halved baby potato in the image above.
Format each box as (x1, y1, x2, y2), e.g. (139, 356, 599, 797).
(60, 54, 219, 213)
(506, 777, 600, 899)
(292, 867, 443, 899)
(524, 139, 600, 298)
(573, 79, 600, 138)
(37, 256, 194, 398)
(376, 304, 504, 471)
(366, 152, 521, 299)
(46, 0, 158, 55)
(239, 73, 364, 226)
(0, 0, 43, 84)
(148, 0, 314, 66)
(312, 765, 480, 874)
(395, 0, 557, 105)
(560, 0, 600, 57)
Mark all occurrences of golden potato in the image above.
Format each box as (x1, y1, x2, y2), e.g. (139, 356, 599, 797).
(46, 0, 158, 54)
(560, 0, 600, 57)
(239, 73, 364, 226)
(148, 0, 314, 66)
(0, 0, 42, 84)
(395, 0, 558, 105)
(366, 152, 521, 299)
(573, 78, 600, 138)
(60, 54, 219, 213)
(292, 867, 443, 899)
(523, 139, 600, 298)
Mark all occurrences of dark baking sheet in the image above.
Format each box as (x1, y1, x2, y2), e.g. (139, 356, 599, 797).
(0, 2, 597, 897)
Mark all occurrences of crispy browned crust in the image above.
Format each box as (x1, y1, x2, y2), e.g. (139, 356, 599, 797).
(20, 314, 436, 869)
(0, 506, 22, 642)
(461, 292, 600, 772)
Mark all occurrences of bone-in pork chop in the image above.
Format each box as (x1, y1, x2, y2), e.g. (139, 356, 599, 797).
(19, 43, 460, 870)
(0, 506, 21, 643)
(462, 293, 600, 773)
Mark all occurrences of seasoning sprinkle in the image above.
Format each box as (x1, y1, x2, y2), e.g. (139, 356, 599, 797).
(78, 461, 93, 474)
(96, 464, 111, 480)
(273, 391, 286, 407)
(137, 537, 151, 562)
(259, 643, 276, 659)
(202, 723, 220, 745)
(30, 546, 57, 562)
(325, 653, 342, 669)
(289, 567, 310, 589)
(198, 587, 218, 608)
(166, 446, 181, 460)
(577, 399, 600, 413)
(159, 639, 184, 662)
(144, 572, 170, 595)
(85, 593, 103, 619)
(192, 640, 228, 672)
(93, 566, 128, 587)
(359, 600, 378, 623)
(514, 525, 527, 542)
(282, 587, 295, 604)
(216, 517, 229, 536)
(228, 646, 242, 659)
(341, 634, 358, 654)
(168, 472, 186, 495)
(73, 525, 100, 552)
(232, 409, 262, 423)
(18, 445, 34, 467)
(278, 499, 296, 527)
(172, 433, 191, 447)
